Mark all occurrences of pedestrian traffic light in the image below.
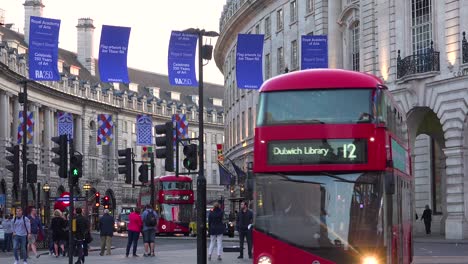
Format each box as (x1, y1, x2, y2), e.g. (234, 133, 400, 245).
(6, 145, 20, 183)
(102, 195, 110, 209)
(95, 192, 100, 207)
(155, 121, 174, 172)
(183, 144, 198, 171)
(138, 164, 149, 183)
(70, 153, 83, 186)
(118, 148, 132, 184)
(51, 134, 68, 178)
(27, 164, 37, 183)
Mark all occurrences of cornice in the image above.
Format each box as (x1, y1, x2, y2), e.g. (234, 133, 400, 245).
(214, 0, 275, 73)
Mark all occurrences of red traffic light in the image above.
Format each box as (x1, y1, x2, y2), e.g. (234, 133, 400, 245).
(95, 192, 100, 197)
(104, 196, 109, 201)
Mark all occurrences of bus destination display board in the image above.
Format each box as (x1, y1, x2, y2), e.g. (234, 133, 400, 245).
(268, 139, 367, 165)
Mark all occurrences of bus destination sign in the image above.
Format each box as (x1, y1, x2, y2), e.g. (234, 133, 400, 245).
(268, 139, 367, 165)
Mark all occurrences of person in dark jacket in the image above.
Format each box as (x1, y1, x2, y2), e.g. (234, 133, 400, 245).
(51, 209, 66, 257)
(421, 205, 432, 234)
(74, 207, 89, 264)
(208, 202, 225, 261)
(236, 201, 253, 259)
(99, 209, 114, 256)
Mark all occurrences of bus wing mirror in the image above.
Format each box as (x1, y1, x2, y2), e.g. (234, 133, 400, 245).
(385, 172, 395, 195)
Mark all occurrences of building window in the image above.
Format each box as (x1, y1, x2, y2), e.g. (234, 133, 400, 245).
(265, 16, 271, 37)
(248, 107, 253, 136)
(277, 47, 284, 74)
(307, 0, 314, 13)
(351, 22, 360, 71)
(236, 115, 240, 143)
(290, 1, 297, 23)
(255, 24, 260, 34)
(241, 111, 246, 140)
(265, 53, 271, 79)
(291, 40, 298, 69)
(411, 0, 433, 55)
(276, 9, 284, 31)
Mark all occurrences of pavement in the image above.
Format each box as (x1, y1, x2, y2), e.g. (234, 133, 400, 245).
(2, 234, 468, 263)
(0, 246, 252, 264)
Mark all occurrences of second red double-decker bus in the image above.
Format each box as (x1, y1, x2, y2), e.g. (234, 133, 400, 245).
(253, 69, 412, 264)
(138, 175, 194, 236)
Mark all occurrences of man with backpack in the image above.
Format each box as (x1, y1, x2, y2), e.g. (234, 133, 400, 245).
(12, 207, 31, 264)
(27, 207, 44, 258)
(141, 204, 158, 257)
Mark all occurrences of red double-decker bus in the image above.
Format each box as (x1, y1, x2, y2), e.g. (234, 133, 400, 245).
(138, 175, 194, 236)
(253, 69, 412, 264)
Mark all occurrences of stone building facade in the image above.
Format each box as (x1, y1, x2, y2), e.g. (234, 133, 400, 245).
(0, 0, 226, 216)
(214, 0, 468, 239)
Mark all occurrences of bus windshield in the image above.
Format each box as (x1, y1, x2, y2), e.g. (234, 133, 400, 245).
(160, 204, 192, 223)
(161, 181, 192, 190)
(257, 89, 373, 126)
(255, 172, 384, 253)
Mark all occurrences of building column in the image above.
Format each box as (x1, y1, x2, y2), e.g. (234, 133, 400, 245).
(443, 146, 467, 239)
(327, 0, 343, 68)
(0, 92, 9, 171)
(44, 107, 52, 176)
(12, 98, 19, 143)
(75, 115, 83, 154)
(31, 103, 40, 163)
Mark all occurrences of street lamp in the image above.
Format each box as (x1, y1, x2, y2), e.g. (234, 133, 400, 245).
(83, 183, 91, 218)
(182, 27, 219, 264)
(42, 183, 50, 226)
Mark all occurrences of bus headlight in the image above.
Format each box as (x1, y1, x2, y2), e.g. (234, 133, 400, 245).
(362, 256, 378, 264)
(257, 256, 271, 264)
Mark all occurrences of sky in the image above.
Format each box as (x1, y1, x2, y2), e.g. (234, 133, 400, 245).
(1, 0, 226, 85)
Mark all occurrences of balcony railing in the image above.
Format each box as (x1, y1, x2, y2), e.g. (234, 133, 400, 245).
(397, 42, 440, 79)
(463, 32, 468, 64)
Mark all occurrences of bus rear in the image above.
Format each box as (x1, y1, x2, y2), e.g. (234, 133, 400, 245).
(253, 69, 412, 264)
(138, 175, 194, 236)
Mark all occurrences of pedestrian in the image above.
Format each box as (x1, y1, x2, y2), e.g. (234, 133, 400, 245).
(99, 209, 114, 256)
(50, 209, 66, 257)
(74, 207, 89, 264)
(2, 213, 13, 252)
(125, 208, 143, 257)
(27, 207, 44, 258)
(236, 201, 253, 259)
(141, 204, 158, 257)
(12, 207, 31, 264)
(421, 204, 432, 235)
(208, 202, 224, 261)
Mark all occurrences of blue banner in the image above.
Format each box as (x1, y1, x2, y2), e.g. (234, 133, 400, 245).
(236, 34, 264, 89)
(28, 16, 61, 81)
(168, 31, 198, 87)
(98, 25, 131, 83)
(136, 114, 153, 146)
(301, 35, 328, 69)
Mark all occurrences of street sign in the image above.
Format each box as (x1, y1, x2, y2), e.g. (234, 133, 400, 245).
(49, 196, 87, 202)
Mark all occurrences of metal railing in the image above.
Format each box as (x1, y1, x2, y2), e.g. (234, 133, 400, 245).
(397, 42, 440, 79)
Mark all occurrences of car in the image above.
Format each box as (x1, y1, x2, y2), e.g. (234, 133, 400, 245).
(115, 213, 129, 233)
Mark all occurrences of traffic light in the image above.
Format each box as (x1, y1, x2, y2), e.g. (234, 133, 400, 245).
(27, 164, 37, 183)
(138, 164, 149, 183)
(70, 153, 83, 186)
(102, 195, 110, 209)
(155, 121, 174, 172)
(95, 192, 100, 207)
(118, 148, 132, 184)
(6, 145, 20, 183)
(51, 134, 68, 178)
(183, 144, 198, 171)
